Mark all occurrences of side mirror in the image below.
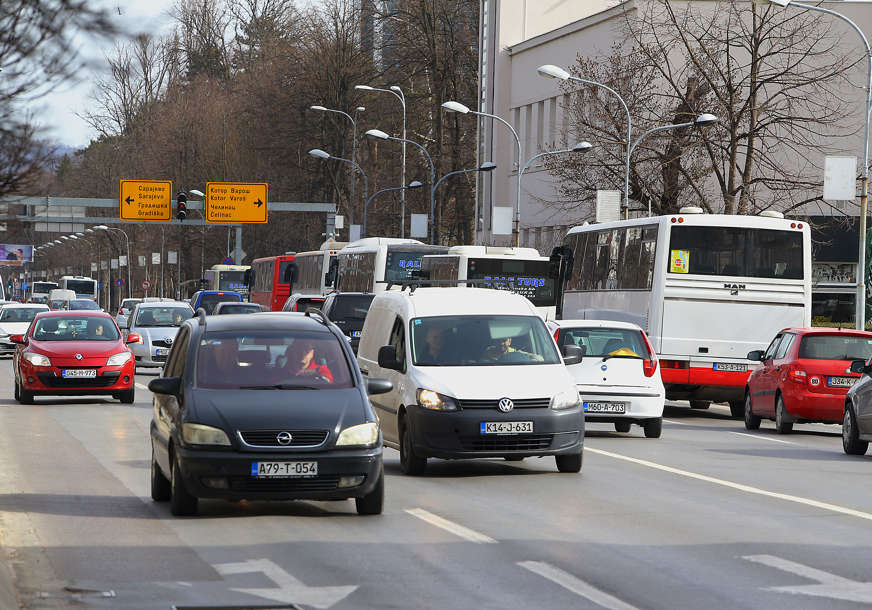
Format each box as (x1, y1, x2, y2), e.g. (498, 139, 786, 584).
(850, 359, 868, 374)
(377, 345, 402, 371)
(9, 334, 24, 345)
(747, 350, 764, 362)
(366, 377, 393, 395)
(561, 344, 583, 366)
(125, 333, 141, 344)
(148, 376, 181, 395)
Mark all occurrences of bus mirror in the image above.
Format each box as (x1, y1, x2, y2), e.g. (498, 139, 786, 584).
(244, 268, 253, 288)
(325, 258, 339, 287)
(284, 263, 298, 285)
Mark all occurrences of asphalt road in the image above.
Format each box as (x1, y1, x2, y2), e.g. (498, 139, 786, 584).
(1, 361, 872, 609)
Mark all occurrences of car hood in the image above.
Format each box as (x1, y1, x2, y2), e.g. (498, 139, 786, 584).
(136, 326, 182, 341)
(29, 338, 127, 366)
(0, 322, 32, 336)
(411, 364, 575, 400)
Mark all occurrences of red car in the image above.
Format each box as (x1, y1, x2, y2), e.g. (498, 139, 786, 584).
(745, 327, 872, 433)
(12, 310, 140, 404)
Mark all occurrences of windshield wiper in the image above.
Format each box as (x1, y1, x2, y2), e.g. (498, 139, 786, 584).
(601, 354, 643, 362)
(239, 384, 320, 390)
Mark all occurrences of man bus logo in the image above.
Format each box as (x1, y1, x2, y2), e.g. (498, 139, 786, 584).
(724, 283, 746, 295)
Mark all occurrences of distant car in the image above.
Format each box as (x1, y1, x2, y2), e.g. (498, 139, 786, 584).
(48, 299, 69, 311)
(321, 292, 374, 354)
(281, 293, 326, 313)
(746, 328, 872, 434)
(213, 302, 263, 315)
(69, 299, 101, 311)
(148, 310, 391, 516)
(843, 357, 872, 455)
(549, 319, 665, 438)
(0, 304, 49, 355)
(127, 301, 195, 368)
(115, 298, 143, 329)
(190, 290, 243, 315)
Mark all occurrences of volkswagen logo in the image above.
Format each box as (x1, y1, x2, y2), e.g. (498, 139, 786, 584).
(498, 398, 514, 413)
(276, 431, 293, 446)
(75, 353, 83, 361)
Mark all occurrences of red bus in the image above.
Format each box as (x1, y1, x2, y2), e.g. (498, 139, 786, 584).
(249, 255, 296, 311)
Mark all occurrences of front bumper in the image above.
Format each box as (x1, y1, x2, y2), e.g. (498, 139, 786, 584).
(20, 360, 135, 395)
(0, 340, 15, 355)
(175, 444, 383, 501)
(130, 342, 170, 367)
(579, 385, 664, 423)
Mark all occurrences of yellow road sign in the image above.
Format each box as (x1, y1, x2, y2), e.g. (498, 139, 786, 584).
(120, 180, 173, 221)
(205, 182, 269, 223)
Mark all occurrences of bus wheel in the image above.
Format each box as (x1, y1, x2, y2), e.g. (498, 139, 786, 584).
(729, 401, 744, 419)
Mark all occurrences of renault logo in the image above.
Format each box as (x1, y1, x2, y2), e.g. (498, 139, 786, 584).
(498, 398, 514, 413)
(75, 353, 83, 361)
(276, 431, 293, 445)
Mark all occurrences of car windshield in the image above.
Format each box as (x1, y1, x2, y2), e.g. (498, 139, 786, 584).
(557, 327, 651, 359)
(199, 294, 241, 314)
(330, 295, 374, 320)
(216, 304, 261, 314)
(135, 306, 193, 327)
(410, 315, 561, 366)
(49, 300, 67, 310)
(32, 316, 119, 341)
(0, 308, 42, 322)
(69, 300, 100, 310)
(798, 334, 872, 360)
(120, 300, 141, 312)
(195, 330, 353, 389)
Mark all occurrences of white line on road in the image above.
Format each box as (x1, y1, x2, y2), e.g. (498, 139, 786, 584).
(405, 508, 497, 544)
(743, 554, 872, 603)
(586, 447, 872, 522)
(663, 419, 691, 425)
(135, 383, 149, 391)
(729, 432, 794, 445)
(518, 561, 640, 610)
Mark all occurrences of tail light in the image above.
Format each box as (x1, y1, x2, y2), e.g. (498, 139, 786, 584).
(553, 327, 560, 344)
(788, 365, 807, 383)
(660, 359, 689, 369)
(643, 359, 658, 377)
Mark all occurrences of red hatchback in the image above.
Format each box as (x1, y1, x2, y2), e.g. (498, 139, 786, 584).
(745, 328, 872, 433)
(12, 311, 140, 404)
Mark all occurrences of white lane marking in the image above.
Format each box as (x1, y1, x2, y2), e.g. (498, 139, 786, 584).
(744, 555, 872, 603)
(663, 419, 691, 425)
(518, 561, 640, 610)
(730, 432, 794, 445)
(405, 508, 497, 544)
(586, 447, 872, 522)
(135, 382, 149, 391)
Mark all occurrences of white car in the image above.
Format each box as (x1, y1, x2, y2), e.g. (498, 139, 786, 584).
(0, 304, 49, 355)
(548, 319, 665, 438)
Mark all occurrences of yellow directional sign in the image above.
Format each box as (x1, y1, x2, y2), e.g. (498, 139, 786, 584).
(120, 180, 173, 221)
(205, 182, 269, 223)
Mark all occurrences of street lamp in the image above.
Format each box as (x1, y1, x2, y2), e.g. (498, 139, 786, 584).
(94, 225, 132, 300)
(308, 149, 369, 226)
(519, 142, 593, 188)
(768, 0, 869, 329)
(442, 100, 524, 245)
(432, 163, 498, 240)
(365, 129, 436, 242)
(363, 181, 423, 238)
(356, 84, 408, 236)
(310, 105, 365, 224)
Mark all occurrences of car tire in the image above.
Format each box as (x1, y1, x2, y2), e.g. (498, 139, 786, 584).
(728, 401, 744, 419)
(555, 451, 583, 473)
(744, 392, 761, 430)
(689, 400, 710, 410)
(19, 382, 34, 405)
(614, 421, 631, 433)
(119, 388, 135, 404)
(842, 406, 869, 455)
(170, 454, 198, 516)
(774, 395, 793, 434)
(13, 377, 20, 402)
(399, 419, 427, 476)
(151, 449, 171, 502)
(355, 466, 384, 515)
(643, 417, 662, 439)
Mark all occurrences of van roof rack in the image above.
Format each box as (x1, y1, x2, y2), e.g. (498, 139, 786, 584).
(304, 307, 331, 325)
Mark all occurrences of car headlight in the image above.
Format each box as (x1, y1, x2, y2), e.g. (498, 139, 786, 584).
(181, 423, 231, 446)
(416, 388, 458, 411)
(551, 388, 580, 410)
(335, 422, 379, 447)
(106, 351, 132, 366)
(23, 352, 51, 367)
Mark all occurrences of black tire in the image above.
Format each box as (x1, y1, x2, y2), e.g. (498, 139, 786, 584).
(119, 388, 135, 404)
(843, 406, 869, 455)
(614, 421, 631, 433)
(643, 417, 662, 439)
(728, 401, 744, 419)
(504, 456, 524, 462)
(689, 400, 710, 410)
(355, 466, 384, 515)
(774, 395, 793, 434)
(556, 451, 583, 473)
(744, 392, 761, 430)
(150, 448, 171, 502)
(13, 377, 20, 402)
(399, 419, 426, 475)
(19, 383, 34, 405)
(170, 454, 198, 516)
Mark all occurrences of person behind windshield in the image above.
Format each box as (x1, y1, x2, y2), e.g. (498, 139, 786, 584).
(173, 311, 185, 326)
(280, 340, 334, 383)
(418, 327, 448, 364)
(198, 339, 248, 387)
(484, 336, 543, 362)
(87, 319, 106, 339)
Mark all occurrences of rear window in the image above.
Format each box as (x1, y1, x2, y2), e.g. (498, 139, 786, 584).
(558, 327, 651, 359)
(199, 293, 241, 314)
(329, 295, 374, 320)
(216, 304, 261, 314)
(798, 334, 872, 360)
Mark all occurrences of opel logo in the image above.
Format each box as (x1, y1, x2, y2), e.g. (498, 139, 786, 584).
(498, 398, 514, 413)
(276, 431, 293, 445)
(75, 353, 83, 361)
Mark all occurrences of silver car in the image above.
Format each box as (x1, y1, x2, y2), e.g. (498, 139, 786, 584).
(125, 301, 195, 368)
(115, 298, 143, 330)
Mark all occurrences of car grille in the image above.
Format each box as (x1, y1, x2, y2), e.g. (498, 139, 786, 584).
(152, 339, 174, 348)
(458, 434, 554, 451)
(37, 372, 120, 388)
(455, 398, 551, 409)
(238, 430, 329, 447)
(227, 475, 342, 492)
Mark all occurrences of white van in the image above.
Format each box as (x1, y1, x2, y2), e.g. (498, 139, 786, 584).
(357, 286, 584, 474)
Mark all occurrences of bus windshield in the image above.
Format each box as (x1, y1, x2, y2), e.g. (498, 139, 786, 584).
(466, 258, 555, 308)
(32, 282, 57, 294)
(65, 279, 96, 295)
(385, 251, 426, 282)
(218, 271, 248, 292)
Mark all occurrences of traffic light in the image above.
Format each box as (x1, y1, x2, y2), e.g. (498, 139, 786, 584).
(176, 191, 187, 221)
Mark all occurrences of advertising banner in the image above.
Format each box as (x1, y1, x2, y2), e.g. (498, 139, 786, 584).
(0, 244, 33, 265)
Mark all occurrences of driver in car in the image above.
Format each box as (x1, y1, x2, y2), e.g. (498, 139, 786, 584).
(281, 340, 334, 383)
(484, 336, 543, 362)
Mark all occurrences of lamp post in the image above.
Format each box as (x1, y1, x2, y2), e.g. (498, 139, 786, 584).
(441, 100, 523, 246)
(94, 225, 131, 299)
(308, 149, 370, 229)
(432, 162, 498, 242)
(190, 189, 206, 280)
(768, 0, 869, 329)
(310, 105, 364, 224)
(363, 181, 423, 238)
(356, 84, 407, 236)
(519, 142, 593, 197)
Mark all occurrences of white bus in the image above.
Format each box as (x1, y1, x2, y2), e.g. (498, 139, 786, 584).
(554, 208, 811, 417)
(60, 276, 99, 301)
(29, 281, 58, 304)
(290, 242, 347, 296)
(337, 238, 448, 293)
(203, 264, 250, 294)
(422, 246, 557, 319)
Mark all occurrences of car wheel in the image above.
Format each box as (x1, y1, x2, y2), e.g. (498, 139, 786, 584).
(151, 448, 171, 502)
(689, 400, 710, 410)
(13, 377, 20, 402)
(643, 417, 662, 438)
(728, 401, 744, 419)
(842, 406, 869, 455)
(170, 454, 198, 516)
(119, 388, 135, 404)
(399, 419, 427, 476)
(355, 465, 384, 515)
(744, 392, 761, 430)
(19, 383, 34, 405)
(774, 395, 793, 434)
(555, 451, 583, 473)
(614, 421, 631, 433)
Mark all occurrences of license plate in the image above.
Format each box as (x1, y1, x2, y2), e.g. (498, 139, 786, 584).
(155, 348, 168, 356)
(62, 369, 97, 378)
(251, 461, 318, 478)
(584, 401, 627, 413)
(828, 376, 858, 388)
(480, 421, 533, 435)
(351, 330, 361, 338)
(713, 362, 747, 372)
